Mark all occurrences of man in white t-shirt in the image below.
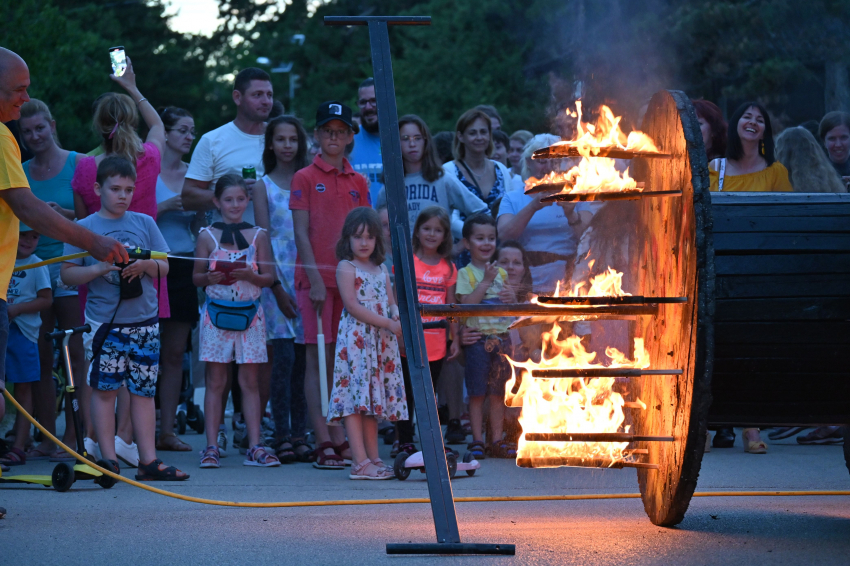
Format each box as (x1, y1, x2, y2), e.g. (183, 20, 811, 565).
(181, 67, 274, 223)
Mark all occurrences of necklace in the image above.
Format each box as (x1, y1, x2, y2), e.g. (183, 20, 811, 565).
(463, 159, 486, 179)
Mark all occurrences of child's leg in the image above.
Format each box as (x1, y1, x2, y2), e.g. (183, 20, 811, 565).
(258, 346, 272, 424)
(236, 363, 262, 447)
(362, 416, 380, 462)
(129, 393, 157, 465)
(269, 338, 295, 441)
(204, 362, 228, 448)
(469, 396, 485, 442)
(305, 343, 344, 455)
(342, 414, 368, 465)
(91, 389, 120, 461)
(12, 382, 33, 451)
(116, 387, 133, 445)
(487, 394, 505, 444)
(158, 319, 191, 438)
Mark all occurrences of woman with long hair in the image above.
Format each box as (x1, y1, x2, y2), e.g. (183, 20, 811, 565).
(775, 127, 847, 193)
(818, 111, 850, 188)
(709, 101, 793, 194)
(154, 106, 205, 452)
(692, 100, 727, 161)
(252, 115, 312, 463)
(17, 99, 88, 461)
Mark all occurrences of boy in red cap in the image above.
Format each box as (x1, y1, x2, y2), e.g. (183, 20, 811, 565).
(290, 101, 370, 469)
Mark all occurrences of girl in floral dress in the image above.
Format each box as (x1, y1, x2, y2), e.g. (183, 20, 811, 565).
(327, 208, 407, 480)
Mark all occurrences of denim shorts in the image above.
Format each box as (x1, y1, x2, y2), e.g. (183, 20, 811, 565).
(5, 321, 39, 384)
(463, 334, 512, 397)
(85, 317, 160, 398)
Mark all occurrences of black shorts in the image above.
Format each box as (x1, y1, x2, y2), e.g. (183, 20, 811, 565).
(163, 255, 200, 324)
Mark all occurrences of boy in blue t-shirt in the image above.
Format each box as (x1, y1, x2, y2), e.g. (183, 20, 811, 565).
(0, 225, 52, 467)
(61, 156, 187, 481)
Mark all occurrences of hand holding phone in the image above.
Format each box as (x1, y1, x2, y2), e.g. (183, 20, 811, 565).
(212, 255, 247, 286)
(109, 46, 127, 77)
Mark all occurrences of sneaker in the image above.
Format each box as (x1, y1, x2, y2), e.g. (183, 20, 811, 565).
(797, 426, 844, 445)
(233, 418, 246, 451)
(768, 427, 807, 440)
(84, 437, 101, 460)
(115, 436, 140, 467)
(217, 429, 228, 458)
(261, 416, 275, 444)
(445, 419, 466, 445)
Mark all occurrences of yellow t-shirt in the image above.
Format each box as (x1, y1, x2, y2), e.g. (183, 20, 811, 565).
(456, 263, 512, 335)
(0, 123, 27, 301)
(709, 160, 794, 192)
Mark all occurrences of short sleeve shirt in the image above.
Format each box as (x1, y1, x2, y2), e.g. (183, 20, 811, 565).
(455, 263, 511, 335)
(415, 256, 457, 361)
(9, 255, 51, 343)
(289, 155, 370, 289)
(0, 123, 27, 301)
(64, 211, 169, 324)
(349, 129, 383, 206)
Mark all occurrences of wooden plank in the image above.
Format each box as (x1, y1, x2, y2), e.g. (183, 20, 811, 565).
(711, 192, 850, 206)
(714, 254, 850, 276)
(716, 274, 850, 298)
(716, 296, 850, 321)
(713, 216, 850, 233)
(714, 322, 850, 344)
(714, 233, 850, 253)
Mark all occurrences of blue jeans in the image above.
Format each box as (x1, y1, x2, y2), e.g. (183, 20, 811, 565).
(0, 299, 7, 391)
(270, 339, 307, 439)
(463, 335, 511, 397)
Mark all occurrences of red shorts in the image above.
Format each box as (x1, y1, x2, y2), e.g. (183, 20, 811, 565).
(296, 287, 344, 344)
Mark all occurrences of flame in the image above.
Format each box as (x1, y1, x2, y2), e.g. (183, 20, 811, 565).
(505, 327, 649, 466)
(525, 101, 658, 195)
(569, 266, 631, 298)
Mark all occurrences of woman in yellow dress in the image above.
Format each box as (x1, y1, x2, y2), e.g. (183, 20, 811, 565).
(709, 101, 793, 193)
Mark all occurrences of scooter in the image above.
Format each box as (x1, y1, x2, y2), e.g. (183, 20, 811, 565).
(393, 449, 480, 480)
(1, 325, 117, 492)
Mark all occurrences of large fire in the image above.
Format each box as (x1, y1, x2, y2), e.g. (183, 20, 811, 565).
(524, 101, 659, 195)
(508, 266, 647, 467)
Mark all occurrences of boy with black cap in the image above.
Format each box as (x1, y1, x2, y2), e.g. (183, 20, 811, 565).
(290, 101, 370, 469)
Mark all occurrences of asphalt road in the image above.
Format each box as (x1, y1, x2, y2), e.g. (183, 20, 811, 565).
(1, 423, 848, 565)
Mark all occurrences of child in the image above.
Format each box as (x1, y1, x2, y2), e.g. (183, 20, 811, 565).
(327, 207, 407, 480)
(290, 101, 370, 469)
(455, 213, 514, 459)
(0, 226, 52, 467)
(394, 206, 460, 456)
(252, 115, 311, 463)
(61, 156, 188, 481)
(194, 174, 279, 468)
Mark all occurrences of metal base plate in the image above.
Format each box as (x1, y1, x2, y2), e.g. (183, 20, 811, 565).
(386, 543, 516, 555)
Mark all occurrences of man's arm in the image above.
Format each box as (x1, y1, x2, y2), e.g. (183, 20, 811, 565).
(181, 178, 215, 212)
(2, 188, 128, 263)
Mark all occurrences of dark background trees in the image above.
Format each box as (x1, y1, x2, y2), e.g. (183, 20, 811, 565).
(3, 0, 849, 154)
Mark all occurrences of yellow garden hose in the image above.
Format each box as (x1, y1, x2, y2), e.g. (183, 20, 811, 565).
(17, 249, 169, 271)
(3, 387, 849, 507)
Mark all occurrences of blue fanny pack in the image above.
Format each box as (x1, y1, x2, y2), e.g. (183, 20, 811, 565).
(205, 298, 259, 331)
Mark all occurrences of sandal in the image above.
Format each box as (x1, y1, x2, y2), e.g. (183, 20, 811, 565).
(0, 447, 26, 467)
(244, 445, 281, 467)
(1, 463, 9, 473)
(312, 441, 345, 469)
(271, 438, 297, 464)
(292, 439, 315, 463)
(390, 441, 401, 458)
(199, 445, 220, 468)
(349, 459, 393, 480)
(156, 432, 192, 452)
(743, 428, 768, 454)
(397, 442, 417, 456)
(25, 447, 53, 461)
(334, 441, 352, 466)
(488, 441, 517, 459)
(136, 458, 190, 481)
(467, 441, 486, 460)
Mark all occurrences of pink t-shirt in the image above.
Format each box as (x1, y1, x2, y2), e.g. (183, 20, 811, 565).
(415, 256, 457, 361)
(72, 142, 169, 318)
(72, 142, 160, 219)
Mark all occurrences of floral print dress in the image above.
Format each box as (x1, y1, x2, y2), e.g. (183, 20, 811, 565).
(327, 262, 408, 425)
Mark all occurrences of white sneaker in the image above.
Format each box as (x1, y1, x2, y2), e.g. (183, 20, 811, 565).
(84, 437, 101, 460)
(115, 436, 140, 467)
(217, 429, 228, 457)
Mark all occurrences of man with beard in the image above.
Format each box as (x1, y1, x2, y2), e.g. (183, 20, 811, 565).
(182, 67, 273, 224)
(349, 78, 383, 205)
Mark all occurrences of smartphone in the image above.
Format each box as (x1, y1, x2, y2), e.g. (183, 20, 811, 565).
(213, 256, 247, 286)
(109, 46, 127, 77)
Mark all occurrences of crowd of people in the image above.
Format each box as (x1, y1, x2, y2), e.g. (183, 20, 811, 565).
(1, 45, 849, 491)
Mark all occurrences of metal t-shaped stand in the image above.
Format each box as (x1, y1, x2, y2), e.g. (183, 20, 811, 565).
(324, 15, 514, 557)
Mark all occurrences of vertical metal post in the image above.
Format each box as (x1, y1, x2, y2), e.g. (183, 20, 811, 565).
(323, 15, 513, 556)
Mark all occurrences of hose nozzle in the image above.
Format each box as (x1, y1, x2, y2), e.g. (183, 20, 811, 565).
(126, 247, 168, 261)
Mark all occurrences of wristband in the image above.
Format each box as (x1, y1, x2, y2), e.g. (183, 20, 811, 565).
(137, 97, 148, 105)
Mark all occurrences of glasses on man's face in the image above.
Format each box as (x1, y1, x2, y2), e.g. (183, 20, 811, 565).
(319, 127, 349, 139)
(401, 135, 423, 143)
(358, 98, 377, 108)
